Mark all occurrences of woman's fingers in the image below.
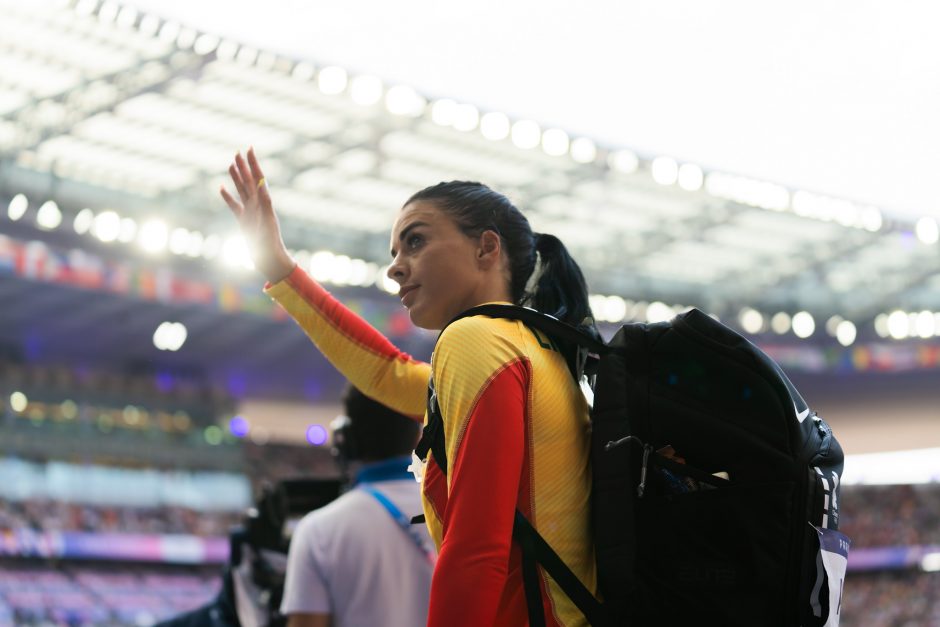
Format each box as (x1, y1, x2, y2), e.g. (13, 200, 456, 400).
(219, 186, 243, 218)
(234, 152, 254, 192)
(246, 146, 265, 182)
(228, 163, 248, 201)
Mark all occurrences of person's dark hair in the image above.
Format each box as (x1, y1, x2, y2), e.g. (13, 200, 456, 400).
(342, 386, 420, 461)
(406, 181, 598, 338)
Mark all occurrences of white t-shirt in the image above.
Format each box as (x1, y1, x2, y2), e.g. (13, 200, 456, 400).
(280, 476, 433, 627)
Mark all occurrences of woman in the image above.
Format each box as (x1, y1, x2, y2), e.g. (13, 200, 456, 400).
(221, 148, 598, 626)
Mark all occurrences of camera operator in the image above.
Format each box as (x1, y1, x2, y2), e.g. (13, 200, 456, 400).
(281, 386, 434, 627)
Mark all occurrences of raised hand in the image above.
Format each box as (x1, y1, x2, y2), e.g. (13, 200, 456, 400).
(220, 147, 295, 283)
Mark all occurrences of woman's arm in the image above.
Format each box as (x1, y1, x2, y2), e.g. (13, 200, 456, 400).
(266, 266, 429, 417)
(221, 148, 428, 416)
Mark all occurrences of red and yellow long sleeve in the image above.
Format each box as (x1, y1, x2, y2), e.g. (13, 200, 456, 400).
(266, 267, 596, 626)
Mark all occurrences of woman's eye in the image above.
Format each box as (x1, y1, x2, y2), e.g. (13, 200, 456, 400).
(407, 234, 424, 249)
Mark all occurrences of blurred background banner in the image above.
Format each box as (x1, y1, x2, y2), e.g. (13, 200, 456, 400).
(1, 0, 938, 625)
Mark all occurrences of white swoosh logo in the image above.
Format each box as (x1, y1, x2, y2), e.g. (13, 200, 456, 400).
(795, 406, 810, 423)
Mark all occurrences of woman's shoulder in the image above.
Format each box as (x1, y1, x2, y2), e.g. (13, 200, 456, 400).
(439, 313, 526, 350)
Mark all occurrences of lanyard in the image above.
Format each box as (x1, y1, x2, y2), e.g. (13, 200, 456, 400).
(360, 484, 437, 567)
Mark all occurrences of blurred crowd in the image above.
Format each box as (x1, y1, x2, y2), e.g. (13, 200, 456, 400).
(842, 570, 940, 627)
(840, 484, 940, 547)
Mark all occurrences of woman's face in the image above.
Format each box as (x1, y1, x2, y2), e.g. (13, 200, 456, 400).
(387, 200, 501, 330)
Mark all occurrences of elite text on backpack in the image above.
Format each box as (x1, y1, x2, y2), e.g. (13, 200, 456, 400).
(415, 304, 850, 627)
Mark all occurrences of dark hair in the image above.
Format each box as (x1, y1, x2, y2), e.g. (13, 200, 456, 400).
(342, 386, 420, 461)
(406, 181, 598, 337)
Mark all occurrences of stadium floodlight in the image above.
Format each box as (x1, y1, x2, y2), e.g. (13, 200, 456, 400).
(739, 307, 764, 334)
(792, 311, 815, 338)
(177, 28, 198, 50)
(310, 250, 336, 282)
(915, 310, 936, 338)
(541, 129, 570, 157)
(916, 217, 940, 245)
(706, 173, 789, 211)
(222, 234, 252, 269)
(836, 321, 857, 347)
(318, 66, 348, 95)
(36, 201, 62, 230)
(306, 424, 328, 446)
(511, 120, 541, 150)
(75, 0, 98, 17)
(98, 1, 119, 23)
(453, 104, 480, 132)
(7, 194, 28, 221)
(73, 208, 94, 234)
(201, 234, 222, 259)
(139, 14, 161, 37)
(651, 157, 679, 186)
(385, 85, 426, 117)
(646, 301, 674, 324)
(860, 207, 883, 232)
(217, 40, 239, 62)
(10, 392, 27, 413)
(118, 217, 137, 243)
(603, 295, 627, 322)
(678, 163, 704, 191)
(873, 313, 890, 338)
(608, 150, 639, 174)
(480, 112, 511, 141)
(292, 62, 316, 81)
(570, 138, 597, 164)
(923, 553, 940, 573)
(185, 230, 204, 257)
(193, 34, 220, 56)
(350, 75, 383, 105)
(93, 210, 121, 243)
(771, 311, 792, 335)
(236, 47, 259, 66)
(886, 310, 909, 340)
(825, 315, 843, 336)
(153, 321, 188, 351)
(138, 219, 169, 253)
(330, 255, 353, 285)
(116, 6, 138, 28)
(378, 267, 399, 294)
(169, 228, 191, 255)
(431, 99, 457, 126)
(158, 21, 181, 45)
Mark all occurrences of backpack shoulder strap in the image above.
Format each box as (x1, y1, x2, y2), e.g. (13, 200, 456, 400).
(453, 304, 608, 354)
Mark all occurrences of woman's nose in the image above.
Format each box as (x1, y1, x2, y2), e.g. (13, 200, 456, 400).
(387, 256, 406, 283)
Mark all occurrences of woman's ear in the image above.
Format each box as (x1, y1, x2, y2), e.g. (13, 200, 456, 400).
(477, 230, 502, 267)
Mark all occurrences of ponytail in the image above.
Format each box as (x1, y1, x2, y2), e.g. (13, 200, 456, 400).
(526, 233, 600, 340)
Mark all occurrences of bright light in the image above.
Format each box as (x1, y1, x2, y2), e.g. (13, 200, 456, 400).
(330, 255, 353, 285)
(7, 194, 28, 221)
(705, 173, 789, 211)
(588, 294, 607, 320)
(771, 311, 791, 335)
(348, 259, 373, 286)
(292, 62, 316, 81)
(306, 424, 328, 446)
(570, 138, 597, 164)
(915, 217, 940, 245)
(873, 313, 890, 338)
(204, 425, 223, 445)
(117, 6, 137, 28)
(738, 307, 764, 334)
(229, 416, 249, 438)
(75, 0, 97, 17)
(153, 322, 188, 351)
(310, 250, 335, 282)
(176, 28, 197, 50)
(73, 208, 94, 234)
(915, 310, 935, 338)
(222, 235, 253, 269)
(836, 320, 857, 347)
(193, 34, 219, 55)
(202, 234, 222, 259)
(453, 104, 479, 132)
(480, 112, 511, 141)
(93, 211, 121, 243)
(677, 163, 704, 191)
(792, 311, 815, 338)
(541, 128, 570, 156)
(651, 157, 679, 185)
(385, 85, 426, 117)
(169, 228, 191, 255)
(98, 1, 119, 23)
(139, 14, 161, 37)
(350, 75, 383, 105)
(158, 21, 181, 44)
(185, 230, 204, 257)
(236, 47, 258, 66)
(603, 295, 627, 322)
(825, 315, 843, 336)
(646, 301, 674, 323)
(887, 310, 909, 340)
(431, 99, 457, 126)
(36, 201, 62, 230)
(608, 150, 639, 174)
(138, 220, 169, 253)
(923, 553, 940, 573)
(317, 66, 348, 95)
(108, 218, 131, 244)
(511, 120, 541, 149)
(216, 40, 239, 62)
(10, 391, 28, 413)
(861, 207, 883, 232)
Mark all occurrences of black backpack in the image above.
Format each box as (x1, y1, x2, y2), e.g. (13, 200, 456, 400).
(415, 304, 850, 627)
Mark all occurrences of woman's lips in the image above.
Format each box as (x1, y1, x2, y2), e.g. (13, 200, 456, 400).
(399, 285, 418, 306)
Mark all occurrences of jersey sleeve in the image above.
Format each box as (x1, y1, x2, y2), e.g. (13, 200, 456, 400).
(427, 317, 531, 626)
(264, 265, 429, 417)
